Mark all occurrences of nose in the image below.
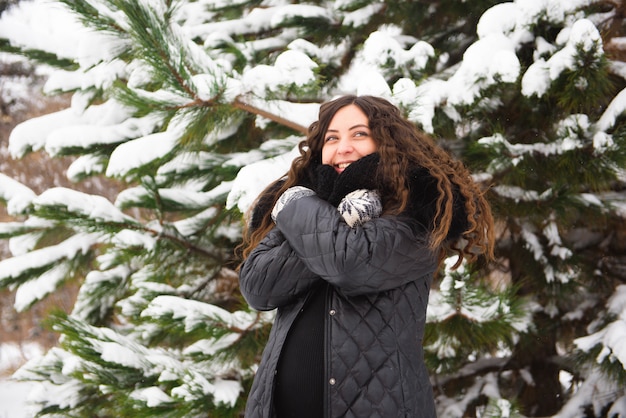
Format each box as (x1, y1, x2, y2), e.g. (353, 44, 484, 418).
(336, 137, 353, 154)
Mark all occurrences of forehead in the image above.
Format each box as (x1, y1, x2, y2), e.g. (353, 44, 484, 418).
(328, 104, 369, 127)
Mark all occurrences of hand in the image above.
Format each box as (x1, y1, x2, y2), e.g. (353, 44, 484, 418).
(338, 189, 382, 227)
(271, 186, 315, 222)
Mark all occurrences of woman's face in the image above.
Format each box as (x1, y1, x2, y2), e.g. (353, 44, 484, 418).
(321, 104, 378, 174)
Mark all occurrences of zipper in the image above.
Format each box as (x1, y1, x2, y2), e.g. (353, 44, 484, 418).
(323, 283, 332, 418)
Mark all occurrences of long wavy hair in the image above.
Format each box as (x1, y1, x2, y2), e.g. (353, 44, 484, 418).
(239, 95, 494, 267)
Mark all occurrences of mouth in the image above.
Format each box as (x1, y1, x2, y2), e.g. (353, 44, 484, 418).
(335, 162, 352, 170)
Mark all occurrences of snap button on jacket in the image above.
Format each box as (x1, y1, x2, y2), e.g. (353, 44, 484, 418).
(239, 195, 438, 418)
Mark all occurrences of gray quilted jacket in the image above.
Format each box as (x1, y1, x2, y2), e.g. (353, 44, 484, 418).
(239, 194, 438, 418)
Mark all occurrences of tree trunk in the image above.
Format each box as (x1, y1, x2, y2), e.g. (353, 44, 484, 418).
(516, 312, 563, 417)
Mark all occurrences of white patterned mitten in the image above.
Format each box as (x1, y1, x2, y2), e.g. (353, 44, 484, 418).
(271, 186, 316, 222)
(338, 189, 382, 227)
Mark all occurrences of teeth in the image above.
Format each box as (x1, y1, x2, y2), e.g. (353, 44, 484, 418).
(337, 163, 351, 169)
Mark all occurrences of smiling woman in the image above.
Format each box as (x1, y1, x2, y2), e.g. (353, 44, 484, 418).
(237, 95, 495, 418)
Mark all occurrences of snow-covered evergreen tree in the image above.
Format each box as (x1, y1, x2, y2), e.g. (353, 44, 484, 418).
(1, 0, 625, 416)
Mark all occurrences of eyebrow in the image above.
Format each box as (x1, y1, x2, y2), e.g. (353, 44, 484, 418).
(326, 123, 370, 132)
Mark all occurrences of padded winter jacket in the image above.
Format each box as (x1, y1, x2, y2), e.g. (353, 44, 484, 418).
(239, 194, 439, 417)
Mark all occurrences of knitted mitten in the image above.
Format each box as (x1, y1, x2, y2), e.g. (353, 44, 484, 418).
(328, 153, 381, 206)
(271, 186, 316, 222)
(337, 189, 382, 227)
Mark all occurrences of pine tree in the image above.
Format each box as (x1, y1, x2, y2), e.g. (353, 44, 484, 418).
(1, 0, 625, 417)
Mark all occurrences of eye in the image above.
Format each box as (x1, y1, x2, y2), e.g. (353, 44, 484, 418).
(324, 135, 338, 142)
(354, 131, 370, 138)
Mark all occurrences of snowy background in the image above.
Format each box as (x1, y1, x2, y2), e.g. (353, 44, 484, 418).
(0, 379, 33, 418)
(0, 343, 40, 417)
(1, 0, 626, 416)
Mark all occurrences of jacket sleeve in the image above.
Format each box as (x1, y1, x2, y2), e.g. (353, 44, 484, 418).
(275, 195, 438, 296)
(239, 226, 322, 311)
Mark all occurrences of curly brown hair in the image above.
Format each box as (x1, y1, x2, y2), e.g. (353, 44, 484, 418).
(239, 95, 494, 267)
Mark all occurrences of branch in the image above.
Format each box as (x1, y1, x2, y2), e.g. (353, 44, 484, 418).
(233, 97, 309, 135)
(432, 354, 573, 387)
(433, 356, 509, 386)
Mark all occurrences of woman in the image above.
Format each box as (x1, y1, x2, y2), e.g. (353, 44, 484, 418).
(238, 95, 494, 417)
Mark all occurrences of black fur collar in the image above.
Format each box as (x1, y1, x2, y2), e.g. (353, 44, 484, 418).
(249, 153, 468, 241)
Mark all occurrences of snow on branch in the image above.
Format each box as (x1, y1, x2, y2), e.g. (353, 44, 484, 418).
(478, 131, 585, 162)
(522, 19, 603, 98)
(7, 100, 139, 158)
(142, 295, 262, 335)
(34, 187, 135, 224)
(0, 233, 98, 285)
(575, 285, 626, 369)
(0, 173, 36, 215)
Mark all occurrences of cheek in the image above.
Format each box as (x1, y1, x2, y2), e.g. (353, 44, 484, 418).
(321, 145, 332, 164)
(363, 139, 378, 155)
